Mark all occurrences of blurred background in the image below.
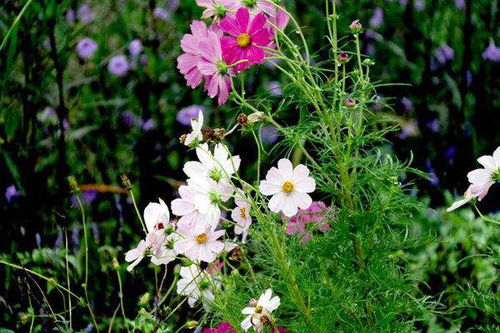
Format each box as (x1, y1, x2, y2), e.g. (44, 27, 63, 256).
(0, 0, 498, 331)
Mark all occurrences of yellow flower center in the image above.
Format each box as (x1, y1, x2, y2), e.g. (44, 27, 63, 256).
(196, 233, 208, 244)
(282, 181, 294, 193)
(255, 305, 263, 313)
(237, 33, 251, 48)
(240, 207, 247, 219)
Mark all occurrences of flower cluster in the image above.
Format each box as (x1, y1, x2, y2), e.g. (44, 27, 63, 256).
(178, 1, 289, 104)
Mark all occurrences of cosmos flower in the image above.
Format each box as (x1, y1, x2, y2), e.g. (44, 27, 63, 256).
(286, 201, 330, 242)
(197, 30, 235, 104)
(447, 147, 500, 212)
(76, 38, 98, 59)
(231, 193, 252, 243)
(183, 110, 204, 146)
(220, 8, 273, 71)
(183, 143, 241, 183)
(241, 289, 281, 332)
(176, 264, 221, 308)
(196, 0, 240, 21)
(259, 159, 316, 217)
(174, 223, 225, 263)
(108, 55, 129, 77)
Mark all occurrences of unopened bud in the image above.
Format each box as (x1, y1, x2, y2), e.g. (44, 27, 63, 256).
(48, 278, 57, 287)
(203, 127, 215, 141)
(213, 128, 226, 141)
(120, 175, 133, 191)
(337, 52, 349, 64)
(349, 20, 363, 34)
(249, 298, 258, 306)
(363, 58, 375, 66)
(112, 258, 120, 270)
(68, 176, 79, 192)
(185, 321, 198, 329)
(19, 313, 30, 324)
(344, 98, 356, 109)
(229, 246, 244, 261)
(139, 292, 151, 306)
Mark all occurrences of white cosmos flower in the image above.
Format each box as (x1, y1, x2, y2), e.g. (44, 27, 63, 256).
(176, 264, 221, 308)
(171, 176, 232, 230)
(174, 222, 225, 263)
(448, 146, 500, 212)
(184, 110, 204, 146)
(259, 159, 316, 217)
(125, 199, 176, 271)
(241, 288, 281, 332)
(183, 142, 241, 182)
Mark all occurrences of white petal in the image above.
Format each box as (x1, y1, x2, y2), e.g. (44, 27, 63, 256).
(183, 161, 207, 178)
(467, 169, 491, 185)
(268, 192, 286, 213)
(293, 192, 313, 210)
(259, 180, 282, 196)
(477, 155, 496, 171)
(277, 159, 293, 178)
(294, 176, 316, 193)
(266, 296, 281, 312)
(241, 315, 253, 331)
(292, 164, 310, 180)
(143, 202, 162, 233)
(493, 147, 500, 168)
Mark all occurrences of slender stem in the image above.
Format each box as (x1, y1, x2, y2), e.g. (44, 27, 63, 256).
(76, 195, 100, 332)
(116, 269, 130, 332)
(128, 188, 147, 235)
(354, 34, 363, 78)
(474, 204, 500, 225)
(0, 0, 34, 51)
(64, 230, 72, 330)
(251, 129, 261, 183)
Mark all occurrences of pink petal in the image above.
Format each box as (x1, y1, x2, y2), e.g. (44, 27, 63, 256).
(235, 8, 250, 32)
(249, 12, 267, 35)
(220, 15, 241, 37)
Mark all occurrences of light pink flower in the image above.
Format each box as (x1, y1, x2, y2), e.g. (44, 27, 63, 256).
(196, 0, 240, 20)
(174, 223, 225, 263)
(231, 194, 252, 243)
(197, 31, 235, 104)
(220, 8, 273, 71)
(183, 143, 241, 182)
(177, 21, 219, 89)
(259, 159, 316, 217)
(286, 201, 330, 242)
(447, 146, 500, 212)
(239, 0, 276, 16)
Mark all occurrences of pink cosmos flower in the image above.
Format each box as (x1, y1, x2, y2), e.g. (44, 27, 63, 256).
(259, 159, 316, 217)
(220, 8, 273, 71)
(231, 194, 252, 243)
(286, 201, 330, 242)
(197, 0, 240, 20)
(174, 223, 225, 263)
(197, 31, 235, 104)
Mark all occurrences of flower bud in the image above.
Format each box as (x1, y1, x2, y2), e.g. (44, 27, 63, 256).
(213, 128, 226, 141)
(229, 246, 244, 261)
(68, 176, 79, 192)
(120, 175, 133, 191)
(237, 113, 248, 125)
(363, 58, 375, 66)
(203, 127, 216, 141)
(249, 298, 258, 306)
(19, 313, 30, 324)
(349, 20, 363, 34)
(185, 320, 198, 329)
(112, 257, 120, 270)
(337, 52, 349, 64)
(139, 292, 151, 306)
(344, 98, 357, 109)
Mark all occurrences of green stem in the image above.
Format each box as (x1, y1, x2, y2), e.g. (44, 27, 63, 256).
(474, 204, 500, 225)
(128, 188, 147, 235)
(0, 0, 34, 51)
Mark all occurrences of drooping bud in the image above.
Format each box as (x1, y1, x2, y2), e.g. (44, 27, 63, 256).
(349, 20, 363, 34)
(344, 98, 357, 109)
(363, 58, 376, 66)
(185, 320, 199, 329)
(213, 128, 226, 141)
(247, 111, 265, 124)
(112, 257, 120, 270)
(120, 175, 133, 191)
(68, 176, 79, 192)
(203, 127, 216, 141)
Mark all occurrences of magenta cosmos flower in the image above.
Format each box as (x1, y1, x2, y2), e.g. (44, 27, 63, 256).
(220, 8, 273, 71)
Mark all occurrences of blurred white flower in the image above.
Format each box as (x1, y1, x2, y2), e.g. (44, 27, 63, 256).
(176, 264, 220, 308)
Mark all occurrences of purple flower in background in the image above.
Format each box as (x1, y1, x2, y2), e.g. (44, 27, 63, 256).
(128, 39, 143, 57)
(54, 231, 63, 249)
(203, 322, 236, 333)
(454, 0, 465, 10)
(261, 126, 279, 144)
(401, 97, 414, 112)
(5, 185, 21, 203)
(77, 4, 95, 24)
(425, 119, 440, 133)
(71, 190, 98, 207)
(369, 8, 384, 28)
(414, 0, 425, 11)
(266, 81, 283, 96)
(72, 225, 80, 248)
(140, 54, 148, 66)
(398, 0, 408, 6)
(153, 7, 170, 21)
(399, 120, 418, 139)
(76, 38, 98, 59)
(122, 111, 139, 127)
(482, 41, 500, 62)
(35, 233, 42, 249)
(444, 146, 457, 161)
(177, 105, 205, 126)
(66, 9, 76, 24)
(425, 160, 440, 186)
(91, 222, 99, 242)
(141, 118, 156, 131)
(465, 70, 473, 87)
(434, 44, 454, 64)
(365, 42, 376, 56)
(167, 0, 180, 10)
(108, 55, 129, 77)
